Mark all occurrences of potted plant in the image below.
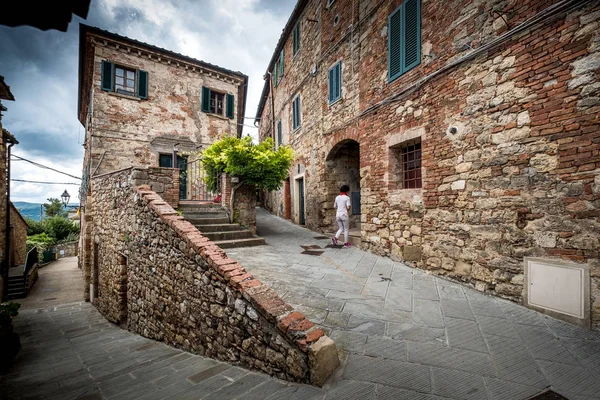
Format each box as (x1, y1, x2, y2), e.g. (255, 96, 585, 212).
(0, 302, 21, 372)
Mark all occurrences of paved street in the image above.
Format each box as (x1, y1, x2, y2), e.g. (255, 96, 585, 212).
(2, 212, 600, 400)
(228, 208, 600, 400)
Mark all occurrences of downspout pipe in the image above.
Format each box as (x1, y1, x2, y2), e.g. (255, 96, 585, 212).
(266, 71, 276, 147)
(2, 137, 16, 301)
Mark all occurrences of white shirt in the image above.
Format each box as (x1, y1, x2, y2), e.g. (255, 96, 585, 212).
(334, 194, 351, 217)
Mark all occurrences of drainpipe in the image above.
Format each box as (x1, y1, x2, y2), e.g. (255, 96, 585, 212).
(266, 71, 276, 148)
(2, 135, 16, 301)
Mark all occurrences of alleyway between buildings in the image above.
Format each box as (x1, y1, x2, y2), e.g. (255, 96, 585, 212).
(2, 213, 600, 399)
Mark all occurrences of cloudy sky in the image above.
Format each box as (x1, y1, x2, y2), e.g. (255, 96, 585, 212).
(0, 0, 295, 203)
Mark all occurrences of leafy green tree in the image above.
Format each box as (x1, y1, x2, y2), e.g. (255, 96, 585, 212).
(24, 217, 45, 236)
(43, 198, 67, 218)
(43, 216, 79, 241)
(202, 136, 293, 191)
(202, 136, 293, 222)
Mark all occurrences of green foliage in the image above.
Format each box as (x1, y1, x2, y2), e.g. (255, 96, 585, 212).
(43, 216, 79, 241)
(43, 198, 67, 218)
(57, 232, 80, 244)
(0, 303, 20, 319)
(202, 136, 293, 192)
(25, 217, 45, 236)
(27, 232, 54, 251)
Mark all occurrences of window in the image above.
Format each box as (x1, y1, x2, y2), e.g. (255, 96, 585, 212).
(273, 62, 279, 87)
(277, 120, 282, 147)
(388, 0, 421, 82)
(101, 60, 148, 99)
(292, 94, 301, 130)
(201, 86, 235, 119)
(328, 61, 342, 104)
(293, 22, 300, 56)
(115, 66, 135, 95)
(327, 0, 336, 7)
(400, 140, 422, 189)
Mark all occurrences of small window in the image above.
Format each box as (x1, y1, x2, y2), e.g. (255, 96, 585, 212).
(400, 140, 422, 189)
(327, 0, 336, 7)
(210, 91, 225, 115)
(328, 61, 342, 104)
(115, 66, 136, 95)
(292, 94, 301, 130)
(293, 22, 301, 56)
(201, 86, 234, 119)
(388, 0, 421, 82)
(101, 60, 148, 99)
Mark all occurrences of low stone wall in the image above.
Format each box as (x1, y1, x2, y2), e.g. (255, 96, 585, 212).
(26, 265, 38, 293)
(87, 168, 338, 385)
(50, 242, 78, 258)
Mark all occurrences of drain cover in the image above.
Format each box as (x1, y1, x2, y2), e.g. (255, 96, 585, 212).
(44, 298, 57, 301)
(324, 244, 343, 249)
(301, 250, 324, 256)
(313, 236, 328, 239)
(301, 245, 322, 250)
(528, 390, 568, 400)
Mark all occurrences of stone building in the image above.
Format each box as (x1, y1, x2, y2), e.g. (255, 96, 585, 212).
(256, 0, 600, 329)
(0, 76, 19, 301)
(78, 24, 248, 189)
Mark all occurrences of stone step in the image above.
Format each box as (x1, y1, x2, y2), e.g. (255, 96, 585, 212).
(203, 230, 254, 241)
(185, 216, 231, 225)
(194, 224, 244, 232)
(178, 203, 224, 212)
(8, 281, 25, 288)
(182, 212, 229, 219)
(213, 237, 266, 249)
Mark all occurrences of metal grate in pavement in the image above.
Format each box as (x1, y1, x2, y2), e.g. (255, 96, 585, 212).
(301, 250, 324, 256)
(300, 245, 322, 250)
(527, 389, 568, 399)
(313, 236, 328, 239)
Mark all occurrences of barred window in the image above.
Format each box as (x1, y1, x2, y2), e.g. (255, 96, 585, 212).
(400, 140, 422, 189)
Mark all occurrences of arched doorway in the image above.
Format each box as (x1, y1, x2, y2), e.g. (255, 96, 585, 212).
(324, 139, 360, 232)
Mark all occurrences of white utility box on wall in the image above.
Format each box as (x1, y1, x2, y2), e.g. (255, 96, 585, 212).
(524, 258, 590, 328)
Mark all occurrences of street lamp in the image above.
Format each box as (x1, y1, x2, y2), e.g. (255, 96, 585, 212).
(61, 189, 70, 208)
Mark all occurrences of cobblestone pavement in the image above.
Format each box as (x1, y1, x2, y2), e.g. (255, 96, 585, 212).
(227, 208, 600, 400)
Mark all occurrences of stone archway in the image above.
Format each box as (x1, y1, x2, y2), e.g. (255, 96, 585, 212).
(322, 139, 360, 231)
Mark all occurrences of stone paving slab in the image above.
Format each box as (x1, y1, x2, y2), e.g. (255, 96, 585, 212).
(226, 208, 600, 399)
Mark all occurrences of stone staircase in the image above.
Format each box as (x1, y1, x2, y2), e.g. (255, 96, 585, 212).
(178, 202, 265, 249)
(6, 270, 26, 299)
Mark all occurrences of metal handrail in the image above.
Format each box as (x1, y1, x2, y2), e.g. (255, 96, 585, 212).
(23, 247, 38, 278)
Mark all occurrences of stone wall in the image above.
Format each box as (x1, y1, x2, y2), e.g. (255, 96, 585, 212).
(0, 125, 6, 301)
(10, 204, 28, 267)
(78, 28, 247, 178)
(84, 167, 338, 385)
(50, 241, 79, 258)
(258, 0, 600, 328)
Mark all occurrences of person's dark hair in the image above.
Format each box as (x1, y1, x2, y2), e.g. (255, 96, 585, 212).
(340, 185, 350, 193)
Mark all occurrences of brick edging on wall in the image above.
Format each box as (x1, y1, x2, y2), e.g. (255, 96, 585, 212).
(135, 184, 339, 386)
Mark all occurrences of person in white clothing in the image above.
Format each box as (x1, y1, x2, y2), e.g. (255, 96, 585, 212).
(333, 185, 352, 248)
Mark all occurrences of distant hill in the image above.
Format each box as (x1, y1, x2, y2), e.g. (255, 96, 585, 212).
(12, 201, 79, 222)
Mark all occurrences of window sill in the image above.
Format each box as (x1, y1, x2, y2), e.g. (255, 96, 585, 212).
(107, 91, 141, 101)
(207, 113, 230, 121)
(328, 97, 342, 107)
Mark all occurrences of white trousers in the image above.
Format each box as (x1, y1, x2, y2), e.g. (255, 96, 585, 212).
(335, 215, 349, 243)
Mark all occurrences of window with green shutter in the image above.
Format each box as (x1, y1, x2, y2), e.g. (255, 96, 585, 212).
(201, 86, 211, 113)
(388, 0, 421, 83)
(101, 60, 114, 91)
(292, 94, 301, 130)
(274, 63, 279, 87)
(328, 61, 342, 105)
(101, 60, 149, 100)
(279, 48, 285, 78)
(293, 22, 300, 56)
(137, 70, 148, 99)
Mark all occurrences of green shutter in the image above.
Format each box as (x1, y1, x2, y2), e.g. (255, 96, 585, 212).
(293, 22, 300, 55)
(274, 63, 278, 87)
(277, 120, 282, 146)
(201, 86, 211, 113)
(280, 48, 285, 77)
(336, 62, 342, 100)
(226, 93, 234, 119)
(101, 60, 114, 91)
(403, 0, 421, 72)
(388, 7, 402, 81)
(328, 67, 334, 103)
(137, 70, 148, 99)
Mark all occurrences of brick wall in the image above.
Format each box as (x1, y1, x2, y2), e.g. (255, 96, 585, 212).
(258, 0, 600, 328)
(84, 167, 339, 385)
